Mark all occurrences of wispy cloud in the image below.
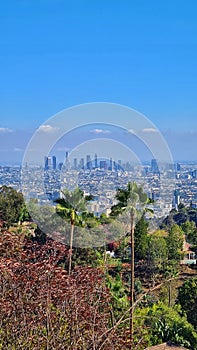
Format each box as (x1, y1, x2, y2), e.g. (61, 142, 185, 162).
(127, 129, 136, 134)
(37, 124, 59, 133)
(141, 128, 158, 133)
(14, 148, 24, 152)
(0, 127, 14, 133)
(90, 128, 111, 134)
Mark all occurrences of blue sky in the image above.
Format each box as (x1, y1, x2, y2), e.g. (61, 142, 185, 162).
(0, 0, 197, 163)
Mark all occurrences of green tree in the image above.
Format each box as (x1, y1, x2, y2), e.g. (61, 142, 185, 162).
(134, 215, 149, 261)
(106, 274, 129, 321)
(27, 200, 67, 242)
(135, 302, 197, 349)
(166, 224, 184, 261)
(146, 233, 168, 283)
(0, 186, 27, 227)
(110, 182, 151, 347)
(55, 188, 93, 275)
(187, 208, 197, 226)
(173, 204, 189, 225)
(177, 276, 197, 329)
(71, 247, 104, 267)
(114, 237, 130, 262)
(162, 204, 197, 229)
(181, 220, 197, 245)
(161, 211, 175, 229)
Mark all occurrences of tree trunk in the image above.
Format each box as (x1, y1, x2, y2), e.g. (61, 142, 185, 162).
(68, 223, 74, 275)
(168, 280, 172, 307)
(130, 210, 135, 349)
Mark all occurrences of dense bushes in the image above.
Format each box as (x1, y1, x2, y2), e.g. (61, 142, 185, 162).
(0, 229, 129, 349)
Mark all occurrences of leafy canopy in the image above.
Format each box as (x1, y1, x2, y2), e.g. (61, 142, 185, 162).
(110, 182, 151, 219)
(55, 187, 94, 227)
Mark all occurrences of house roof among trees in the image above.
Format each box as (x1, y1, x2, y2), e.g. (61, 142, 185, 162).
(145, 342, 189, 350)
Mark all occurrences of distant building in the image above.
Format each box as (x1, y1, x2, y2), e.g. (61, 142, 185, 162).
(191, 169, 197, 178)
(180, 236, 196, 265)
(58, 162, 63, 170)
(94, 154, 98, 168)
(65, 151, 69, 169)
(52, 156, 56, 170)
(173, 189, 180, 209)
(86, 155, 92, 170)
(151, 158, 159, 174)
(176, 163, 181, 172)
(109, 157, 113, 171)
(79, 158, 84, 169)
(44, 155, 56, 170)
(192, 202, 197, 209)
(73, 158, 77, 170)
(100, 160, 107, 170)
(44, 156, 52, 170)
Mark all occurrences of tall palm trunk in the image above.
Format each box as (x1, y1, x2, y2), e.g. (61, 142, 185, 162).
(110, 182, 150, 348)
(68, 223, 74, 275)
(168, 280, 172, 307)
(55, 188, 92, 276)
(130, 210, 135, 349)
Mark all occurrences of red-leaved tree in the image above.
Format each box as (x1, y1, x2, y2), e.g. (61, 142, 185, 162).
(0, 227, 129, 349)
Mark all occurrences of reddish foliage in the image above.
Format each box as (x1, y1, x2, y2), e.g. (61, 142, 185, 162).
(0, 229, 128, 349)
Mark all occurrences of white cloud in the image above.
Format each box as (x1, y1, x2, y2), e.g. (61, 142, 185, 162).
(0, 127, 14, 133)
(90, 128, 111, 134)
(37, 124, 59, 133)
(141, 128, 158, 133)
(14, 148, 24, 152)
(127, 129, 136, 134)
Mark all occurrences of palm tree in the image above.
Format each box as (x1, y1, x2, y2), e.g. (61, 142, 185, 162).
(164, 264, 179, 307)
(110, 182, 152, 348)
(55, 188, 93, 275)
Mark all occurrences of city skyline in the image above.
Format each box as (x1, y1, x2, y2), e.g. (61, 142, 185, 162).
(43, 153, 142, 171)
(1, 159, 197, 220)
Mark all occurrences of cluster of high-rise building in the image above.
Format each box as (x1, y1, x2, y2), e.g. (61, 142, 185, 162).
(44, 153, 124, 171)
(44, 156, 57, 170)
(44, 155, 64, 171)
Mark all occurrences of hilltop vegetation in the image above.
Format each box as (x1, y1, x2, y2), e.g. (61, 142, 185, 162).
(0, 185, 197, 349)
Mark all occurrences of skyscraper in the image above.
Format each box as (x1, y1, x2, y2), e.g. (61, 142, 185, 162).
(176, 163, 181, 172)
(44, 156, 48, 170)
(94, 154, 98, 168)
(58, 162, 63, 170)
(65, 151, 69, 169)
(44, 156, 52, 170)
(151, 159, 159, 174)
(109, 157, 113, 170)
(86, 155, 92, 170)
(79, 158, 84, 169)
(73, 158, 77, 170)
(52, 156, 56, 170)
(100, 160, 107, 170)
(173, 189, 180, 209)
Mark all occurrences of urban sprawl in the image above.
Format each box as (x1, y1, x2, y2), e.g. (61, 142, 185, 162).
(1, 154, 197, 223)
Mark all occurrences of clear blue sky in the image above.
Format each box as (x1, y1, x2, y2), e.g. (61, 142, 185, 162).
(0, 0, 197, 162)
